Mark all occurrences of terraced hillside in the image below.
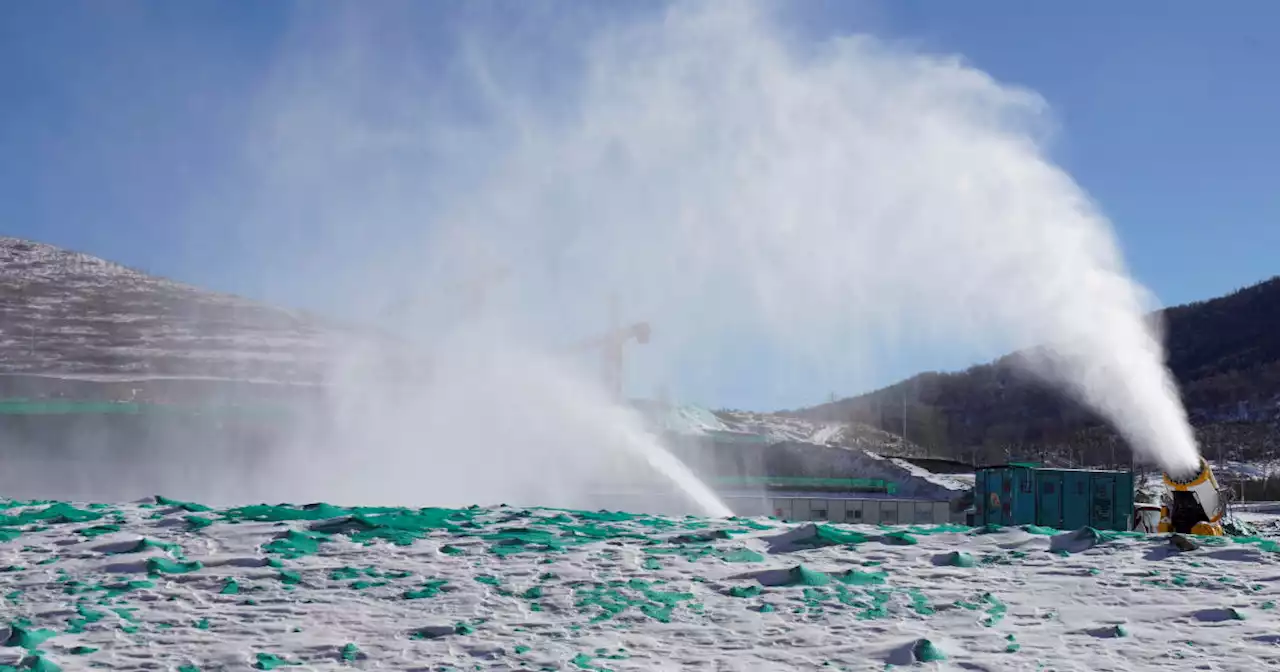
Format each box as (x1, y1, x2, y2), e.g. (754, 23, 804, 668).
(0, 237, 348, 394)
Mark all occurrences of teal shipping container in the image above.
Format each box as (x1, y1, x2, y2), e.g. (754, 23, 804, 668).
(974, 464, 1134, 532)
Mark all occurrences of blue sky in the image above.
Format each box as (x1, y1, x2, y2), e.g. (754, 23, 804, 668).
(2, 1, 1277, 408)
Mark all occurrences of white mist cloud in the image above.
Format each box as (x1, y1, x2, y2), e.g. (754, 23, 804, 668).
(238, 0, 1199, 508)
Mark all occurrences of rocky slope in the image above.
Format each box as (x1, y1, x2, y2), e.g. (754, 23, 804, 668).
(0, 237, 356, 400)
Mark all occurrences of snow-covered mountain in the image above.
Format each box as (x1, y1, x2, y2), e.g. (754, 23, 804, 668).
(0, 237, 352, 393)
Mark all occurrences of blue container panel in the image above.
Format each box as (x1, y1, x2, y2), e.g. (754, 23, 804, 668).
(1114, 473, 1134, 531)
(977, 467, 1038, 527)
(980, 467, 1134, 532)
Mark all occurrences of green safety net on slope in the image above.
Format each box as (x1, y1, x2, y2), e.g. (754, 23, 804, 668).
(0, 400, 144, 415)
(0, 398, 297, 418)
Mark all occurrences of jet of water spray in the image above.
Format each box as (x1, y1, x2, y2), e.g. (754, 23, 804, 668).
(235, 2, 1201, 504)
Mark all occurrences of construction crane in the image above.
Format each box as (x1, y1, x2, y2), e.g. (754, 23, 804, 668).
(565, 295, 650, 402)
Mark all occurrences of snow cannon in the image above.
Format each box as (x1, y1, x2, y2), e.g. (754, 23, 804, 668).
(1159, 457, 1225, 536)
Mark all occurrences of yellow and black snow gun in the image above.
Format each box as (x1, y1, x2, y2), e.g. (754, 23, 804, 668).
(1159, 457, 1225, 536)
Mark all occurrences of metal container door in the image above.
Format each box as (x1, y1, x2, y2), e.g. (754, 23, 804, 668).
(1089, 474, 1117, 530)
(1062, 472, 1090, 530)
(1036, 471, 1064, 529)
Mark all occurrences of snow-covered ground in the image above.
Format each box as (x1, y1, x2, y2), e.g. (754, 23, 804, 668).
(3, 497, 1279, 671)
(880, 456, 971, 494)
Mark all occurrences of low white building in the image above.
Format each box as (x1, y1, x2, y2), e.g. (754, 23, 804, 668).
(722, 491, 957, 525)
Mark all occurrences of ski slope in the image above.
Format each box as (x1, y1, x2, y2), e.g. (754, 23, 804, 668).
(3, 498, 1279, 671)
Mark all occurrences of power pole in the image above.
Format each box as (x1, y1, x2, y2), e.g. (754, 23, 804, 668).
(901, 387, 907, 449)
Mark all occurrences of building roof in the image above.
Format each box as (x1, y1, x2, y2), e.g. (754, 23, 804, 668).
(977, 464, 1133, 475)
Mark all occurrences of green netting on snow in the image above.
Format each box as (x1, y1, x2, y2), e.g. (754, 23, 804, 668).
(3, 623, 57, 649)
(0, 498, 1045, 668)
(0, 503, 104, 526)
(906, 524, 970, 535)
(836, 569, 888, 585)
(403, 579, 449, 600)
(221, 504, 476, 547)
(911, 639, 946, 663)
(782, 524, 871, 550)
(155, 496, 211, 513)
(106, 538, 180, 555)
(879, 531, 918, 546)
(77, 524, 121, 538)
(262, 530, 330, 558)
(147, 558, 203, 575)
(573, 579, 696, 623)
(779, 565, 830, 587)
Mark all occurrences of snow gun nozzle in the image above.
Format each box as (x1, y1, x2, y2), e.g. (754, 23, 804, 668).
(1165, 457, 1211, 487)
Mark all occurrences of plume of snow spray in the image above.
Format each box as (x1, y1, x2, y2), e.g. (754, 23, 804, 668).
(236, 1, 1200, 508)
(276, 324, 733, 515)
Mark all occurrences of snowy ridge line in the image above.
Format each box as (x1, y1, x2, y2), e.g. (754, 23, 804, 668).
(1, 237, 139, 277)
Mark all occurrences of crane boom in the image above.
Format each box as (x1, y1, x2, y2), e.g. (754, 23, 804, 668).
(565, 321, 651, 401)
